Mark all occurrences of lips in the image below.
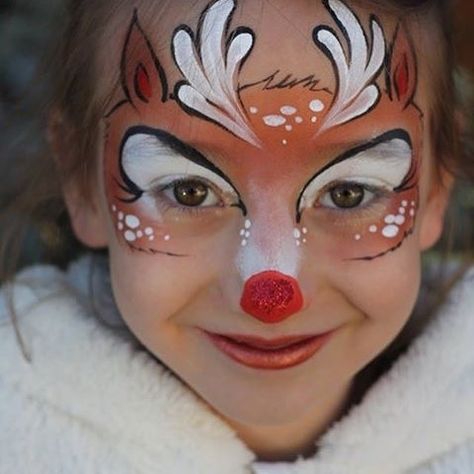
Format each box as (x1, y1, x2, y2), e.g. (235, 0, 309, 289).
(202, 330, 334, 370)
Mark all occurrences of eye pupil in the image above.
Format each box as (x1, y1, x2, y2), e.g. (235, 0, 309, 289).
(174, 180, 208, 207)
(330, 184, 364, 208)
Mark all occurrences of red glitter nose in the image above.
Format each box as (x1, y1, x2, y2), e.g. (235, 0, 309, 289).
(240, 271, 304, 324)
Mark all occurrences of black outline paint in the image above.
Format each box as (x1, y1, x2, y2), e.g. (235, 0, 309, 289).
(116, 125, 248, 216)
(170, 1, 257, 144)
(105, 9, 169, 118)
(238, 69, 328, 93)
(295, 128, 413, 223)
(312, 0, 385, 129)
(127, 242, 190, 258)
(384, 23, 419, 111)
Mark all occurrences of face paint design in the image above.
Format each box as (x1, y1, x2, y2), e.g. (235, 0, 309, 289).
(103, 0, 423, 279)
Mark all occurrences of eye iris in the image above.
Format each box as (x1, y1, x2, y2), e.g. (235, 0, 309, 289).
(330, 184, 364, 208)
(174, 180, 209, 207)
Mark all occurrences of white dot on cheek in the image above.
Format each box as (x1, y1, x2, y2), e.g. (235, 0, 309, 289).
(125, 215, 140, 229)
(145, 227, 154, 236)
(382, 225, 399, 238)
(124, 230, 136, 242)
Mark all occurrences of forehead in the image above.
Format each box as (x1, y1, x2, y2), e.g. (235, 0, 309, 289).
(102, 0, 426, 173)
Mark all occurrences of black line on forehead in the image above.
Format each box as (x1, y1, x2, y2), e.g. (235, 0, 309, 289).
(238, 70, 326, 93)
(118, 125, 248, 215)
(295, 128, 412, 223)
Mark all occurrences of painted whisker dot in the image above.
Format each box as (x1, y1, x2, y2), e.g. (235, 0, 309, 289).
(302, 238, 307, 244)
(164, 234, 171, 241)
(245, 231, 251, 238)
(355, 234, 362, 241)
(395, 215, 405, 225)
(410, 209, 416, 217)
(295, 116, 303, 124)
(136, 230, 143, 238)
(302, 227, 308, 234)
(112, 205, 117, 212)
(118, 222, 124, 231)
(285, 125, 293, 131)
(145, 227, 153, 236)
(382, 225, 399, 238)
(311, 116, 317, 123)
(240, 229, 246, 236)
(402, 200, 408, 207)
(399, 207, 406, 215)
(118, 212, 124, 221)
(125, 215, 140, 229)
(241, 239, 248, 247)
(384, 215, 396, 225)
(293, 229, 302, 239)
(149, 236, 155, 241)
(244, 220, 252, 230)
(369, 225, 378, 233)
(249, 106, 258, 114)
(282, 139, 288, 145)
(124, 231, 136, 242)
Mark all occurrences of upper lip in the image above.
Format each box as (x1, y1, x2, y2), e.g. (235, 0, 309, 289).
(202, 330, 332, 350)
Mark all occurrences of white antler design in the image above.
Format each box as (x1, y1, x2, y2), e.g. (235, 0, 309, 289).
(172, 0, 259, 146)
(315, 0, 386, 132)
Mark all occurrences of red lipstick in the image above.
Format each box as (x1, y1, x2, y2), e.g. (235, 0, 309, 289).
(203, 330, 335, 370)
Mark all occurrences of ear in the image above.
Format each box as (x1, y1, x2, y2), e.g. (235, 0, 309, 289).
(63, 187, 108, 248)
(387, 24, 417, 109)
(48, 110, 108, 249)
(418, 169, 455, 251)
(120, 10, 169, 106)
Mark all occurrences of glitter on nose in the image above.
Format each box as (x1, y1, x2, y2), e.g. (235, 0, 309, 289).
(240, 271, 304, 324)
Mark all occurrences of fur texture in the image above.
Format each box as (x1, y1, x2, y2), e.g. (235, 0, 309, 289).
(1, 256, 473, 473)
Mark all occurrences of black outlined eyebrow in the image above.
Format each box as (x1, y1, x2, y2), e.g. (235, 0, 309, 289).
(117, 125, 248, 215)
(295, 128, 413, 223)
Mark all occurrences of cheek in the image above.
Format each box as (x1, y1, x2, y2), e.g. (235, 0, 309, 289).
(299, 186, 419, 261)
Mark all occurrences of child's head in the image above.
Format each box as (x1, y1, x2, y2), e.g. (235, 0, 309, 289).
(4, 0, 473, 441)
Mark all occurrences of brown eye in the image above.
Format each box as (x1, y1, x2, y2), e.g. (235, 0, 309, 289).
(173, 180, 210, 207)
(330, 183, 365, 208)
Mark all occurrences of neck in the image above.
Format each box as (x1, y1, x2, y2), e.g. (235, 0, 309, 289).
(225, 379, 355, 462)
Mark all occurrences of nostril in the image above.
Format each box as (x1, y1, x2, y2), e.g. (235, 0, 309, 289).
(240, 271, 304, 324)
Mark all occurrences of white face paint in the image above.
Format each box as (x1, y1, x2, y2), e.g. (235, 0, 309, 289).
(122, 133, 238, 209)
(299, 137, 412, 213)
(172, 0, 259, 146)
(313, 0, 386, 132)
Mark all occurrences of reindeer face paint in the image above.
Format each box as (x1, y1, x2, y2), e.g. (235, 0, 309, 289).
(99, 0, 437, 436)
(104, 0, 423, 304)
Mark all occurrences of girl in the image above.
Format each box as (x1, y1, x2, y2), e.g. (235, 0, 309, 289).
(1, 0, 473, 472)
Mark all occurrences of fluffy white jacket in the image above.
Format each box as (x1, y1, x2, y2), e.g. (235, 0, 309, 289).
(0, 256, 473, 474)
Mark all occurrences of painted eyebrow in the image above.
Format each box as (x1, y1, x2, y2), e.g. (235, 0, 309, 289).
(296, 128, 413, 222)
(118, 125, 247, 214)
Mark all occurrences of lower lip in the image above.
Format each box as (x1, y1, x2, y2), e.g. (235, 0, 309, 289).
(203, 331, 334, 370)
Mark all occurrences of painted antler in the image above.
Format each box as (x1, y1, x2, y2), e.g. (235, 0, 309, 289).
(314, 0, 386, 132)
(172, 0, 259, 146)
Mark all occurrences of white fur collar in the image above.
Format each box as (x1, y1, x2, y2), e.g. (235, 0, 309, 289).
(0, 256, 473, 474)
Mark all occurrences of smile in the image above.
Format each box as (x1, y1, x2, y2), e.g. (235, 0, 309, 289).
(202, 330, 335, 370)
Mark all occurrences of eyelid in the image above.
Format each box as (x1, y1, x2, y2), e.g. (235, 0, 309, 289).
(299, 137, 412, 211)
(122, 133, 237, 196)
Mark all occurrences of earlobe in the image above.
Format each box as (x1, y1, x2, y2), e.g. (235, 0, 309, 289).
(64, 188, 108, 248)
(418, 170, 454, 251)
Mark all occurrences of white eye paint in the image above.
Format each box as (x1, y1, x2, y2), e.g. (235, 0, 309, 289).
(122, 133, 238, 200)
(299, 137, 412, 212)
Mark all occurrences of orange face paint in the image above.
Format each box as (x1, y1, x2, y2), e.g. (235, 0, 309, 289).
(103, 0, 423, 274)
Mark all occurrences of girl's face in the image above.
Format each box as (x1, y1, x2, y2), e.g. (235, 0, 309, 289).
(75, 0, 449, 427)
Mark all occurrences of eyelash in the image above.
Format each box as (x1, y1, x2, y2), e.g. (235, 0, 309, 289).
(316, 181, 392, 213)
(148, 177, 226, 216)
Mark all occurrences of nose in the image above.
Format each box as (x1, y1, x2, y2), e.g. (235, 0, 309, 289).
(240, 271, 304, 324)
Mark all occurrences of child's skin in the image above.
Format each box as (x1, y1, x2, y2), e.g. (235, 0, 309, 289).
(64, 0, 452, 461)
